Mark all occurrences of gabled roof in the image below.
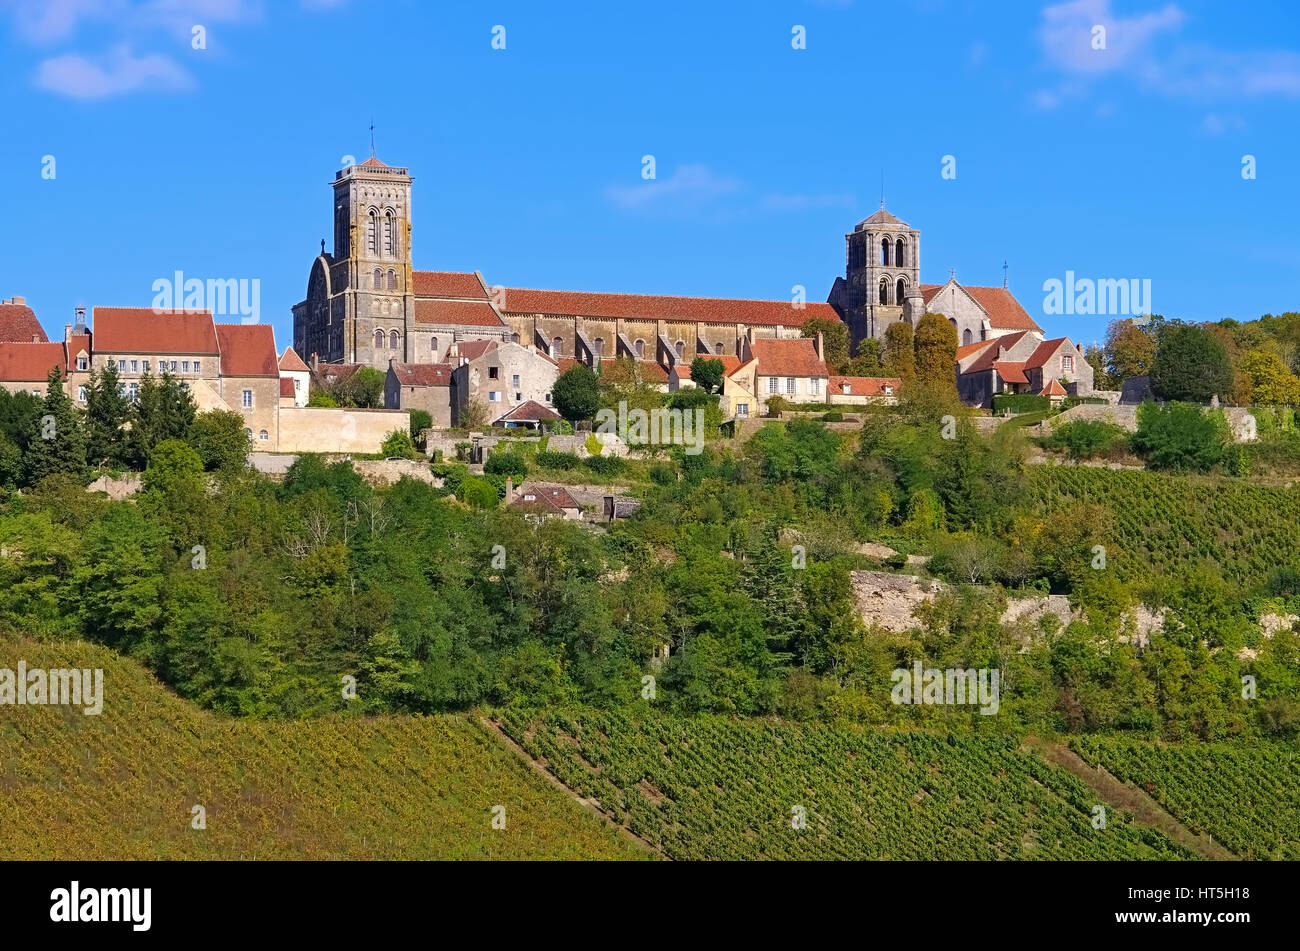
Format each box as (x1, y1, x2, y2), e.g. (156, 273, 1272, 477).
(0, 303, 47, 343)
(497, 400, 561, 423)
(921, 282, 1042, 332)
(414, 298, 506, 327)
(1024, 337, 1072, 369)
(828, 375, 902, 396)
(92, 307, 219, 354)
(390, 362, 453, 386)
(955, 338, 994, 361)
(512, 482, 580, 511)
(412, 271, 488, 299)
(673, 355, 742, 378)
(1040, 378, 1068, 396)
(501, 287, 836, 327)
(216, 324, 278, 376)
(278, 346, 310, 372)
(961, 331, 1032, 374)
(0, 342, 66, 382)
(313, 363, 364, 386)
(279, 377, 296, 398)
(857, 208, 904, 228)
(450, 339, 498, 361)
(358, 157, 388, 168)
(750, 338, 829, 377)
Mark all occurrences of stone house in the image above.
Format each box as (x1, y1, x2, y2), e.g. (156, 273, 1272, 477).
(956, 332, 1094, 408)
(827, 375, 902, 406)
(215, 324, 281, 448)
(384, 361, 454, 427)
(508, 481, 581, 519)
(448, 339, 558, 426)
(278, 347, 310, 406)
(748, 335, 830, 408)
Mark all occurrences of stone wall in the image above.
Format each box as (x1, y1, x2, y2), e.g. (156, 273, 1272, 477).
(276, 406, 410, 453)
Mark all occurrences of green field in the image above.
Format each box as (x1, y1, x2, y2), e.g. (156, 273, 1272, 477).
(0, 636, 646, 860)
(1071, 736, 1300, 860)
(497, 708, 1196, 860)
(1026, 467, 1300, 588)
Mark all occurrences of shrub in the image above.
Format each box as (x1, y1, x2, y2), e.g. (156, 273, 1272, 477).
(583, 454, 625, 477)
(821, 411, 845, 422)
(765, 395, 788, 418)
(535, 450, 580, 470)
(380, 429, 421, 459)
(585, 433, 603, 456)
(649, 462, 677, 485)
(1130, 401, 1229, 472)
(992, 393, 1049, 415)
(1043, 419, 1128, 461)
(484, 450, 528, 479)
(409, 409, 432, 441)
(457, 475, 499, 509)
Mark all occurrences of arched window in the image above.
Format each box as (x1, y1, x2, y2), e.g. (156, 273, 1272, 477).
(881, 238, 890, 265)
(431, 336, 439, 359)
(373, 268, 383, 289)
(367, 209, 378, 255)
(879, 278, 889, 305)
(259, 429, 269, 442)
(949, 318, 958, 333)
(383, 211, 394, 255)
(634, 338, 645, 358)
(896, 279, 906, 306)
(594, 337, 604, 357)
(962, 328, 973, 346)
(387, 269, 396, 290)
(389, 330, 399, 350)
(552, 336, 563, 357)
(245, 428, 252, 438)
(895, 239, 906, 267)
(715, 342, 724, 355)
(374, 329, 385, 349)
(675, 340, 685, 360)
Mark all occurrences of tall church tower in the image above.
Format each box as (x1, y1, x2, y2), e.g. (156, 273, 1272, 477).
(293, 156, 416, 366)
(831, 207, 922, 348)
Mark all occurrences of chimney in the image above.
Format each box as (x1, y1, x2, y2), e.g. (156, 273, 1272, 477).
(505, 475, 514, 498)
(32, 334, 40, 343)
(815, 331, 825, 361)
(11, 296, 25, 305)
(311, 352, 319, 369)
(64, 323, 72, 346)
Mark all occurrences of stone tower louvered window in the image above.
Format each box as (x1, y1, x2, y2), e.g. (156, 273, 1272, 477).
(387, 269, 396, 290)
(895, 239, 906, 267)
(373, 268, 383, 289)
(879, 278, 889, 305)
(367, 209, 378, 255)
(881, 238, 890, 265)
(384, 211, 394, 255)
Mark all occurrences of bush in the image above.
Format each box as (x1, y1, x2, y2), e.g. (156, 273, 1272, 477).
(1130, 401, 1229, 472)
(585, 433, 603, 456)
(380, 429, 421, 459)
(992, 393, 1049, 415)
(535, 450, 580, 470)
(484, 450, 528, 479)
(765, 395, 788, 418)
(649, 462, 677, 485)
(583, 454, 625, 477)
(821, 411, 845, 422)
(409, 409, 432, 441)
(457, 475, 499, 509)
(1043, 419, 1128, 461)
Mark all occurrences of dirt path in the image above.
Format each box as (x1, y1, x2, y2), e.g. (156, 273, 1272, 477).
(1023, 736, 1237, 861)
(475, 716, 666, 860)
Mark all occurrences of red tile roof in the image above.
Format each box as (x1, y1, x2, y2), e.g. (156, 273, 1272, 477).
(993, 361, 1029, 384)
(414, 298, 506, 327)
(0, 342, 67, 382)
(278, 346, 310, 372)
(501, 287, 837, 327)
(279, 377, 296, 398)
(391, 362, 453, 386)
(216, 324, 278, 376)
(313, 363, 364, 386)
(955, 339, 994, 361)
(1024, 337, 1072, 369)
(512, 482, 580, 511)
(828, 375, 902, 396)
(412, 271, 488, 299)
(921, 283, 1043, 332)
(962, 332, 1032, 373)
(750, 338, 829, 377)
(674, 355, 742, 378)
(93, 307, 219, 355)
(557, 357, 666, 382)
(358, 157, 388, 168)
(449, 339, 499, 361)
(0, 303, 47, 343)
(497, 400, 561, 423)
(1041, 378, 1068, 396)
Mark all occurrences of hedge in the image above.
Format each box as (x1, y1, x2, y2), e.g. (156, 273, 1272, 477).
(992, 393, 1050, 415)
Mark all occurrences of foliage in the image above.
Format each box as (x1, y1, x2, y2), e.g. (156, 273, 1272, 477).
(24, 367, 87, 485)
(84, 362, 130, 468)
(1239, 348, 1300, 405)
(882, 320, 915, 381)
(1150, 323, 1233, 403)
(992, 393, 1049, 415)
(583, 454, 624, 477)
(408, 409, 433, 441)
(535, 450, 580, 470)
(912, 313, 958, 396)
(553, 364, 601, 421)
(380, 428, 421, 459)
(484, 450, 529, 479)
(1104, 319, 1156, 384)
(801, 316, 850, 372)
(1043, 419, 1128, 461)
(1131, 401, 1228, 472)
(687, 356, 725, 394)
(187, 410, 252, 473)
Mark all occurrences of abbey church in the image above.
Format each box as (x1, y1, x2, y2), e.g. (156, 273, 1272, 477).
(292, 155, 1093, 408)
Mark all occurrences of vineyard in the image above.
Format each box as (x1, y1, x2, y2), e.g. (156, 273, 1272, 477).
(497, 708, 1197, 860)
(1071, 736, 1300, 860)
(0, 636, 646, 860)
(1026, 467, 1300, 588)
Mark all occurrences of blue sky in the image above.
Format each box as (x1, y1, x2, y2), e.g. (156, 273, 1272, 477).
(2, 0, 1298, 351)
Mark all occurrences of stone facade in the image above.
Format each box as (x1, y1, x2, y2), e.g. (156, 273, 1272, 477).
(449, 340, 558, 426)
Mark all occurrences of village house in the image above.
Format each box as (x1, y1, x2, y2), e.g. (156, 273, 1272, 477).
(828, 375, 903, 406)
(956, 332, 1095, 408)
(278, 347, 311, 406)
(507, 480, 582, 520)
(447, 339, 559, 427)
(748, 335, 830, 408)
(385, 361, 454, 426)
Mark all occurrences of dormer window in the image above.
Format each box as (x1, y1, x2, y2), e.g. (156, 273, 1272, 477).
(76, 355, 88, 371)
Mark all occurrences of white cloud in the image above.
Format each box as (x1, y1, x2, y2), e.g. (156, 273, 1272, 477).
(605, 164, 744, 214)
(1201, 112, 1246, 135)
(34, 45, 193, 99)
(1037, 0, 1300, 101)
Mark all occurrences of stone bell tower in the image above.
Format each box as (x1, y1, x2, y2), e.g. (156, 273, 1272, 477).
(837, 206, 923, 347)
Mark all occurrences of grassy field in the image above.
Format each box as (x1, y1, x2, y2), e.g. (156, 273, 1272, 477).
(1071, 736, 1300, 860)
(0, 636, 647, 860)
(497, 708, 1197, 860)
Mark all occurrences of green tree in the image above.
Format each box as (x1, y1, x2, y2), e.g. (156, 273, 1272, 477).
(128, 370, 197, 467)
(1239, 348, 1300, 405)
(187, 410, 252, 472)
(1104, 319, 1156, 383)
(24, 367, 87, 484)
(1131, 401, 1229, 472)
(912, 313, 958, 395)
(380, 428, 420, 459)
(553, 364, 601, 421)
(689, 356, 725, 394)
(1150, 323, 1233, 403)
(408, 409, 432, 443)
(801, 316, 850, 372)
(84, 361, 130, 468)
(1083, 342, 1112, 390)
(484, 450, 528, 479)
(883, 320, 915, 381)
